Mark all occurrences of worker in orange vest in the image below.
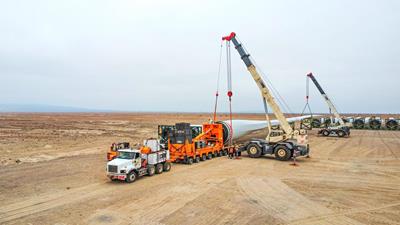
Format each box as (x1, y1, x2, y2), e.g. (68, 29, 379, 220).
(228, 147, 234, 159)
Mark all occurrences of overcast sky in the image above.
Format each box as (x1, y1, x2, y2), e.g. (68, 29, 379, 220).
(0, 0, 399, 113)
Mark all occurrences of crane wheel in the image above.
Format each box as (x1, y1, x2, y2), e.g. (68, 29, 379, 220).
(163, 162, 171, 172)
(337, 130, 346, 137)
(207, 153, 212, 159)
(322, 130, 330, 136)
(274, 146, 291, 161)
(246, 143, 262, 158)
(201, 154, 207, 161)
(147, 165, 155, 176)
(126, 171, 137, 183)
(155, 164, 163, 174)
(187, 157, 194, 165)
(194, 156, 200, 163)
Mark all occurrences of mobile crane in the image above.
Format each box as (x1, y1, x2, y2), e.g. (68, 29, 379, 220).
(306, 72, 350, 137)
(222, 32, 309, 161)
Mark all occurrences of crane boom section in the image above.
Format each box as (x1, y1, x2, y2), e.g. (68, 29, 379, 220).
(226, 33, 294, 136)
(307, 73, 345, 126)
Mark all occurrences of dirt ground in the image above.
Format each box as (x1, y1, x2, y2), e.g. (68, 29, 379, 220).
(0, 113, 399, 225)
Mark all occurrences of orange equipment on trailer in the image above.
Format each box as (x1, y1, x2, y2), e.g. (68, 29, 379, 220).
(107, 142, 130, 161)
(168, 122, 227, 164)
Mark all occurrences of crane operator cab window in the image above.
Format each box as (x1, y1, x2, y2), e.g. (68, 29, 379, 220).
(268, 130, 285, 143)
(270, 130, 284, 137)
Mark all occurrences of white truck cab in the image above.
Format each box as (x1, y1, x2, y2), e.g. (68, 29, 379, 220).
(106, 142, 171, 183)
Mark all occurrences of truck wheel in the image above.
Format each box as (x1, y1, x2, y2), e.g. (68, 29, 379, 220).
(337, 130, 345, 137)
(194, 156, 200, 163)
(187, 157, 194, 165)
(207, 153, 212, 159)
(223, 150, 228, 156)
(247, 143, 262, 158)
(217, 151, 221, 157)
(126, 171, 137, 183)
(147, 165, 155, 176)
(201, 154, 207, 161)
(155, 164, 163, 174)
(163, 162, 171, 172)
(322, 130, 330, 136)
(274, 146, 291, 161)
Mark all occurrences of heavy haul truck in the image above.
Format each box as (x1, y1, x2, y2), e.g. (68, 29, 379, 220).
(222, 32, 310, 161)
(306, 72, 351, 137)
(106, 139, 171, 183)
(167, 123, 227, 164)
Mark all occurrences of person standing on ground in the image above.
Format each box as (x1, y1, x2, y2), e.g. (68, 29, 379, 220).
(228, 147, 234, 159)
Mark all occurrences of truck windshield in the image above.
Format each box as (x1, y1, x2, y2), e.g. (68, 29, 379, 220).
(117, 152, 135, 159)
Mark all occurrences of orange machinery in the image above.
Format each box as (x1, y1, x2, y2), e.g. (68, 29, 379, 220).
(168, 122, 227, 164)
(107, 142, 130, 161)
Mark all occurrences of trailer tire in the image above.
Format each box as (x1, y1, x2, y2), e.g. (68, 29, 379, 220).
(155, 164, 163, 174)
(126, 171, 137, 183)
(187, 157, 194, 165)
(247, 143, 262, 158)
(201, 154, 207, 161)
(147, 165, 155, 176)
(163, 162, 171, 172)
(322, 130, 330, 136)
(337, 130, 346, 137)
(274, 146, 291, 161)
(207, 153, 212, 159)
(195, 156, 200, 163)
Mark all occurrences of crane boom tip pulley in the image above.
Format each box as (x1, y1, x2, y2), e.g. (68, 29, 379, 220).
(222, 32, 236, 41)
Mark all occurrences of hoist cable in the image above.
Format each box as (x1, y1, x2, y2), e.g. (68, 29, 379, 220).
(301, 75, 313, 116)
(213, 42, 224, 122)
(226, 41, 233, 146)
(251, 55, 294, 113)
(235, 37, 294, 114)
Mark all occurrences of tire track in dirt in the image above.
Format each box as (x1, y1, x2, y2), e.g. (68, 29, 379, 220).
(0, 182, 114, 223)
(237, 177, 328, 221)
(289, 201, 400, 225)
(85, 158, 240, 225)
(236, 177, 366, 224)
(377, 130, 399, 160)
(0, 157, 234, 224)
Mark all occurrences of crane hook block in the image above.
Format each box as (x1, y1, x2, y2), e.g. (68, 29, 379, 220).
(222, 32, 236, 41)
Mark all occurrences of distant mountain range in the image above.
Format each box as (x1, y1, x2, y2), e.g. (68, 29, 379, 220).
(0, 104, 111, 112)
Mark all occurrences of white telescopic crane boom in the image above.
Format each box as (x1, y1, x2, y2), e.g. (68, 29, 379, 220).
(307, 73, 345, 126)
(222, 32, 294, 139)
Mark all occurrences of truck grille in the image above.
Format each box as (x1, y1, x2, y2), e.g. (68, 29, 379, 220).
(108, 165, 118, 173)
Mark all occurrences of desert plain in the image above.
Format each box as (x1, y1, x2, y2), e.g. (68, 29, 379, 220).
(0, 113, 399, 225)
